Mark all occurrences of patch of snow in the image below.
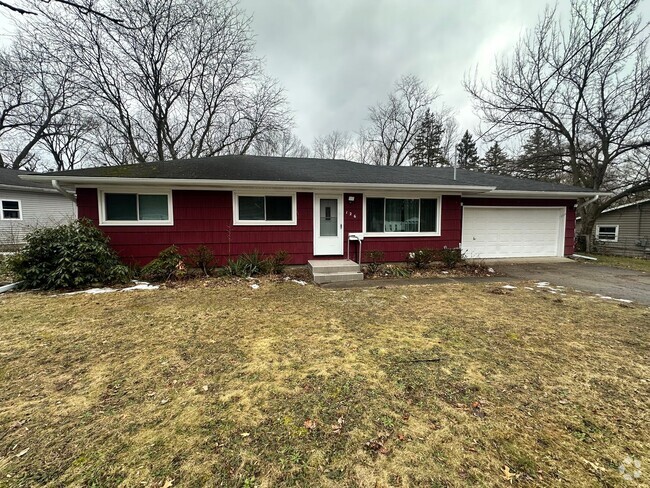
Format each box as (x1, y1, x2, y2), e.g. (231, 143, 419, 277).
(502, 285, 517, 290)
(487, 268, 495, 274)
(66, 287, 117, 295)
(250, 284, 260, 290)
(441, 271, 449, 274)
(524, 287, 534, 291)
(121, 283, 159, 292)
(615, 298, 633, 304)
(291, 280, 307, 286)
(536, 281, 550, 287)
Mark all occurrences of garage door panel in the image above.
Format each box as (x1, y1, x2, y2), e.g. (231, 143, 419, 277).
(462, 207, 564, 258)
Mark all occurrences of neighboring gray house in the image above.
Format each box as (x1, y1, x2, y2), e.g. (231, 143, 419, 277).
(578, 198, 650, 258)
(0, 167, 76, 249)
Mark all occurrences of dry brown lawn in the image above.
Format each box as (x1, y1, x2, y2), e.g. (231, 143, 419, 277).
(0, 279, 648, 487)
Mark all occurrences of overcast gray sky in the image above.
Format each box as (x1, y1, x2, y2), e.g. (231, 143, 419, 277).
(238, 0, 560, 147)
(2, 0, 648, 151)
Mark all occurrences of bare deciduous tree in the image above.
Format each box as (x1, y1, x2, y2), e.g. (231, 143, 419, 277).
(0, 0, 124, 24)
(31, 0, 292, 165)
(312, 130, 354, 160)
(465, 0, 650, 245)
(0, 35, 77, 169)
(366, 75, 438, 166)
(252, 130, 309, 158)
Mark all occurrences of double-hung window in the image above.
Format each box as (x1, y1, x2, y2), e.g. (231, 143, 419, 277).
(596, 225, 618, 242)
(100, 191, 172, 225)
(234, 193, 296, 225)
(365, 197, 439, 235)
(1, 200, 21, 220)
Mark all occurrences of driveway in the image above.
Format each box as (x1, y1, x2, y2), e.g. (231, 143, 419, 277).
(498, 261, 650, 306)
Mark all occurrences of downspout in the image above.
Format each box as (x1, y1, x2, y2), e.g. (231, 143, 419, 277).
(576, 194, 599, 210)
(51, 179, 76, 202)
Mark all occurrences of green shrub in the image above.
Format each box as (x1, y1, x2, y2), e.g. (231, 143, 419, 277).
(365, 250, 384, 275)
(8, 219, 129, 290)
(141, 245, 184, 282)
(185, 245, 217, 276)
(406, 248, 435, 269)
(440, 247, 464, 268)
(263, 250, 290, 274)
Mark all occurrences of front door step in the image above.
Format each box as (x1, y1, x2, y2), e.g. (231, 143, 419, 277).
(308, 259, 363, 284)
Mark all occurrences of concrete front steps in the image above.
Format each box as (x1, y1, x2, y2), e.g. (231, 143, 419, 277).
(308, 259, 364, 284)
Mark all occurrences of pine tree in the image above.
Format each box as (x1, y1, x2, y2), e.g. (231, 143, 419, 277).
(481, 141, 509, 174)
(411, 109, 447, 166)
(455, 130, 479, 170)
(516, 128, 565, 181)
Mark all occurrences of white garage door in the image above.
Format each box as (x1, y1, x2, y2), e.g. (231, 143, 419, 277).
(462, 207, 565, 258)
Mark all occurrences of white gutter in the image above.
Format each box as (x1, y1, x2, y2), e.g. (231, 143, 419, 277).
(51, 179, 77, 202)
(0, 183, 60, 194)
(482, 190, 610, 198)
(20, 175, 495, 194)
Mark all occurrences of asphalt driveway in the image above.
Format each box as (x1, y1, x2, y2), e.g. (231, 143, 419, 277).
(497, 261, 650, 306)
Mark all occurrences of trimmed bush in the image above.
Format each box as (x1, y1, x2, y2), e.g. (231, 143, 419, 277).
(141, 246, 184, 282)
(264, 250, 290, 274)
(365, 250, 384, 275)
(440, 247, 464, 268)
(8, 219, 129, 290)
(186, 245, 217, 276)
(406, 248, 435, 269)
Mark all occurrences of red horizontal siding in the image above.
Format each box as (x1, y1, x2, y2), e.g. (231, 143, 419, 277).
(345, 194, 463, 263)
(76, 189, 579, 266)
(77, 188, 315, 266)
(461, 197, 578, 256)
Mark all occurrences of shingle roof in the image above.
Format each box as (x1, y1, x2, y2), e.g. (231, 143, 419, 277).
(0, 167, 55, 191)
(35, 155, 596, 193)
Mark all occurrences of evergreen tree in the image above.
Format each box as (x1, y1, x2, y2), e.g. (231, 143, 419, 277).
(411, 109, 447, 166)
(455, 130, 479, 170)
(481, 141, 509, 174)
(516, 128, 565, 181)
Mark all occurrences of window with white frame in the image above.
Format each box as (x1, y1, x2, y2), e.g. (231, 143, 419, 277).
(100, 191, 172, 225)
(365, 197, 439, 235)
(234, 193, 296, 225)
(1, 200, 21, 220)
(596, 225, 619, 242)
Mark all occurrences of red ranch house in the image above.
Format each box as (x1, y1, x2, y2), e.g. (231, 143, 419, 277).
(22, 156, 601, 281)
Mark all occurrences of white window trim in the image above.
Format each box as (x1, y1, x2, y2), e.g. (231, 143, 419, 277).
(596, 224, 619, 242)
(0, 199, 22, 221)
(362, 194, 442, 237)
(233, 191, 297, 226)
(98, 189, 174, 226)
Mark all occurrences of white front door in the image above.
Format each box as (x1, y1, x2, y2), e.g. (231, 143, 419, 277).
(313, 194, 344, 255)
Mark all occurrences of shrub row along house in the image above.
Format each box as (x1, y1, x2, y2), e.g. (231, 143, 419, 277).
(22, 156, 602, 271)
(0, 167, 76, 250)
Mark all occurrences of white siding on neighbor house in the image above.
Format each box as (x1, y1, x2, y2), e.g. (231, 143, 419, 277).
(0, 188, 76, 246)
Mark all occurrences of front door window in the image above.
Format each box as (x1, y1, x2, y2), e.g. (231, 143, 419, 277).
(320, 199, 338, 236)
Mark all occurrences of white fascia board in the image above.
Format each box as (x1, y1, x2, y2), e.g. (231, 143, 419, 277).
(0, 183, 61, 194)
(19, 175, 496, 193)
(475, 190, 611, 198)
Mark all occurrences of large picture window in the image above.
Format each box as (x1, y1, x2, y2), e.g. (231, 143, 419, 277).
(1, 200, 21, 220)
(100, 191, 172, 225)
(234, 193, 296, 225)
(365, 197, 439, 235)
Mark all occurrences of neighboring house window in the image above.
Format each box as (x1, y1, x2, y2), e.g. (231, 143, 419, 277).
(365, 197, 440, 235)
(596, 225, 619, 242)
(233, 193, 296, 225)
(99, 191, 173, 225)
(1, 200, 21, 220)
